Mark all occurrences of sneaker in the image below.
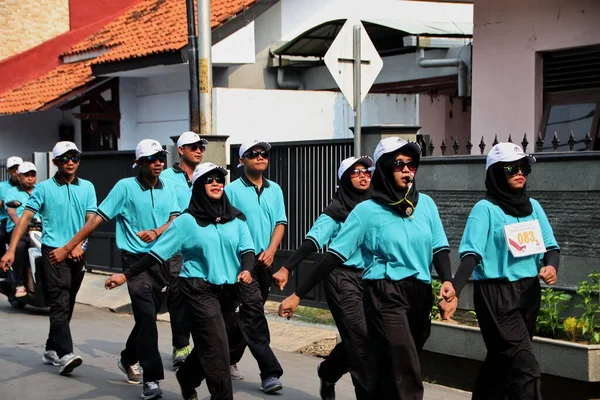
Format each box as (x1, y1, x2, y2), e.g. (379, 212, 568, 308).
(15, 286, 26, 298)
(260, 376, 283, 394)
(118, 359, 143, 384)
(172, 345, 191, 368)
(230, 363, 244, 380)
(318, 364, 335, 400)
(59, 353, 83, 375)
(141, 381, 162, 400)
(42, 350, 60, 366)
(175, 368, 198, 400)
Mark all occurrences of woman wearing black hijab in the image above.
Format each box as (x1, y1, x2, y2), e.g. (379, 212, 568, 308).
(105, 162, 282, 400)
(272, 156, 373, 399)
(279, 138, 455, 400)
(450, 143, 559, 400)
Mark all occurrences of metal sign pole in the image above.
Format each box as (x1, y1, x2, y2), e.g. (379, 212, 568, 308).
(353, 25, 362, 157)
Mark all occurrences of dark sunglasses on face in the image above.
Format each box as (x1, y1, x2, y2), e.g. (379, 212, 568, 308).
(21, 172, 36, 177)
(143, 153, 166, 164)
(504, 163, 532, 176)
(185, 143, 206, 152)
(349, 168, 371, 178)
(243, 150, 269, 160)
(392, 160, 418, 173)
(55, 155, 81, 164)
(204, 176, 224, 185)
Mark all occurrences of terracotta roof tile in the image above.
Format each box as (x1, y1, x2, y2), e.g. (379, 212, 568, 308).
(0, 0, 258, 114)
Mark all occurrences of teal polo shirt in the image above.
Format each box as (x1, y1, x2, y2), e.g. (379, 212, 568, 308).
(328, 196, 449, 283)
(0, 179, 19, 222)
(459, 199, 559, 282)
(96, 176, 180, 254)
(306, 213, 364, 270)
(25, 174, 97, 248)
(149, 213, 255, 285)
(161, 164, 193, 210)
(3, 186, 33, 233)
(225, 175, 287, 253)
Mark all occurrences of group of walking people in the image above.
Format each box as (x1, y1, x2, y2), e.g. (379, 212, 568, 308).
(0, 132, 559, 400)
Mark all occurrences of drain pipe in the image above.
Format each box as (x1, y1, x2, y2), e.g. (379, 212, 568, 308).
(276, 68, 304, 90)
(417, 48, 467, 97)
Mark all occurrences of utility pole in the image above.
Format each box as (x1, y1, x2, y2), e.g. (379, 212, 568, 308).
(185, 0, 199, 132)
(197, 0, 213, 135)
(353, 24, 362, 157)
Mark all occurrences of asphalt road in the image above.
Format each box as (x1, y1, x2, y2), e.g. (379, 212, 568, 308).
(0, 300, 470, 399)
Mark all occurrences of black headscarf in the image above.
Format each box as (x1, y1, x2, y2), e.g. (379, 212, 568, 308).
(485, 162, 532, 217)
(184, 171, 245, 227)
(322, 164, 372, 222)
(371, 148, 420, 217)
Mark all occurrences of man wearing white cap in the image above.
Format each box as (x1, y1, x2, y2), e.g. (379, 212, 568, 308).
(160, 131, 208, 368)
(1, 142, 97, 376)
(0, 156, 23, 259)
(3, 162, 37, 298)
(50, 139, 179, 400)
(224, 140, 286, 386)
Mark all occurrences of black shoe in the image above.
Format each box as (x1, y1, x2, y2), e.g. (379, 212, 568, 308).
(142, 381, 162, 400)
(176, 368, 197, 400)
(317, 364, 335, 400)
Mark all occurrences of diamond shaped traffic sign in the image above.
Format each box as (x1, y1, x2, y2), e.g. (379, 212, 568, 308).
(324, 19, 383, 110)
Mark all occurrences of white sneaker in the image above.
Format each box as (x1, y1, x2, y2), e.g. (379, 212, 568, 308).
(230, 364, 244, 380)
(59, 353, 83, 375)
(42, 350, 60, 366)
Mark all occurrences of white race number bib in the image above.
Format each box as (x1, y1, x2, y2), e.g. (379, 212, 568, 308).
(503, 220, 546, 258)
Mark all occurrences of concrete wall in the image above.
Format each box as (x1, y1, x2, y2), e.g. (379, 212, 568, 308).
(419, 95, 472, 154)
(471, 0, 600, 149)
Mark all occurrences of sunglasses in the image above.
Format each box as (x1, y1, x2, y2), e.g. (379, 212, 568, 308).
(142, 153, 166, 164)
(392, 160, 418, 173)
(243, 150, 269, 159)
(55, 155, 81, 164)
(21, 172, 37, 177)
(185, 143, 206, 152)
(204, 176, 224, 185)
(504, 164, 532, 176)
(349, 168, 371, 178)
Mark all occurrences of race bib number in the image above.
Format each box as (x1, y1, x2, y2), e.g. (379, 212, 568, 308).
(503, 220, 546, 258)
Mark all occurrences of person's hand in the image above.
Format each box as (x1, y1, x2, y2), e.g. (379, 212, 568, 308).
(258, 249, 276, 267)
(439, 297, 458, 321)
(272, 267, 290, 290)
(237, 270, 253, 284)
(439, 281, 456, 302)
(105, 273, 127, 290)
(0, 251, 14, 272)
(539, 266, 557, 285)
(137, 230, 158, 243)
(278, 293, 300, 320)
(68, 243, 84, 262)
(49, 247, 70, 264)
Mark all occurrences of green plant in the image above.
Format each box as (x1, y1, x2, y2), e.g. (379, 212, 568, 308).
(537, 288, 572, 339)
(575, 271, 600, 344)
(563, 317, 586, 341)
(431, 279, 442, 320)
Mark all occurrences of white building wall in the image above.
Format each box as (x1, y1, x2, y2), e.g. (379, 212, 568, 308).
(0, 109, 65, 159)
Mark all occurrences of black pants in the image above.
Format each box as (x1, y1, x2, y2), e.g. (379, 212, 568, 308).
(0, 219, 7, 259)
(41, 245, 86, 358)
(9, 231, 29, 286)
(167, 254, 191, 349)
(319, 267, 374, 400)
(228, 258, 273, 364)
(177, 278, 282, 398)
(472, 277, 542, 400)
(363, 278, 433, 400)
(120, 251, 168, 382)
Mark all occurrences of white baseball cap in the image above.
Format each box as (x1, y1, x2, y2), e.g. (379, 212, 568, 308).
(373, 137, 421, 164)
(338, 156, 374, 179)
(17, 162, 37, 174)
(177, 131, 209, 148)
(238, 140, 272, 159)
(486, 142, 536, 171)
(191, 162, 228, 185)
(135, 139, 168, 160)
(6, 156, 23, 169)
(52, 141, 81, 159)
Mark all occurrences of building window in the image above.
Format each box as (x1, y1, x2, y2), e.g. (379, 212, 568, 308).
(540, 45, 600, 151)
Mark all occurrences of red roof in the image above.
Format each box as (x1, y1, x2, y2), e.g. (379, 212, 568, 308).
(0, 0, 259, 115)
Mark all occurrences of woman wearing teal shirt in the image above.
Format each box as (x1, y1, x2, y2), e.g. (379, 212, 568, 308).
(272, 156, 373, 400)
(451, 143, 559, 400)
(279, 137, 455, 399)
(105, 163, 283, 399)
